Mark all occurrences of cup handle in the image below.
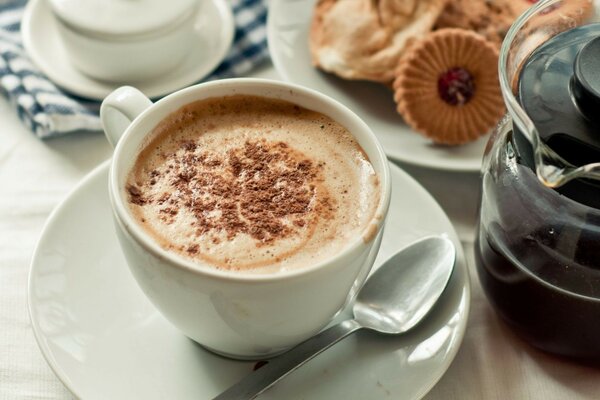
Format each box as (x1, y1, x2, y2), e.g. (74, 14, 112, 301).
(100, 86, 153, 148)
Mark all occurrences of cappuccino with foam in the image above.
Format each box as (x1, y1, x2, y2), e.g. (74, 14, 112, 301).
(126, 95, 380, 273)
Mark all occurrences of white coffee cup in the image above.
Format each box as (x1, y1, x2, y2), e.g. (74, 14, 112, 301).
(100, 79, 391, 359)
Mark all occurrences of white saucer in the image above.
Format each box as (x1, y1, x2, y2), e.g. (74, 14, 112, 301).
(29, 161, 470, 400)
(267, 0, 488, 172)
(22, 0, 235, 100)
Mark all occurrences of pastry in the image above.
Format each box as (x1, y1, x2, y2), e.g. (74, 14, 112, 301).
(393, 29, 505, 145)
(525, 0, 594, 32)
(434, 0, 530, 47)
(309, 0, 448, 83)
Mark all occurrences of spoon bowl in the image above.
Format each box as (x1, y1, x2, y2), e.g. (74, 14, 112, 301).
(214, 235, 456, 400)
(354, 236, 456, 334)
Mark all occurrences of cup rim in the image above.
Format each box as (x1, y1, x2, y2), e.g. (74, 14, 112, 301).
(54, 5, 197, 42)
(109, 78, 392, 283)
(48, 0, 198, 39)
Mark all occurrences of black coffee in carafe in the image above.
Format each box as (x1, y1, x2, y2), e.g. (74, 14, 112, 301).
(476, 21, 600, 362)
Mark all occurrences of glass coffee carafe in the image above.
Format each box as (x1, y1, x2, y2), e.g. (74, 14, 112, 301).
(476, 0, 600, 362)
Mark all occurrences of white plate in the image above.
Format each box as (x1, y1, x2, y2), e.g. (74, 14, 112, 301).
(22, 0, 234, 100)
(267, 0, 488, 172)
(29, 161, 470, 400)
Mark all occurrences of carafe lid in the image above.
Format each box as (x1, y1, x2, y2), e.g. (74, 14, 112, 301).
(518, 25, 600, 168)
(515, 24, 600, 208)
(48, 0, 198, 37)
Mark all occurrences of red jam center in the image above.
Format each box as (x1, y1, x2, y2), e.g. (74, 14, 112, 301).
(437, 67, 475, 106)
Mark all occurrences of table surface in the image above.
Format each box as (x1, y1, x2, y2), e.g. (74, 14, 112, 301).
(2, 63, 599, 400)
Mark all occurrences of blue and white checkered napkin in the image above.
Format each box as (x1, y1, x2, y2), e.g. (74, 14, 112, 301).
(0, 0, 268, 139)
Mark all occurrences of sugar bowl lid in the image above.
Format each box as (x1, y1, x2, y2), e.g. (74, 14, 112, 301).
(48, 0, 198, 37)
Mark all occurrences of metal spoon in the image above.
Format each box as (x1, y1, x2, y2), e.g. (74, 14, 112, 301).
(213, 235, 456, 400)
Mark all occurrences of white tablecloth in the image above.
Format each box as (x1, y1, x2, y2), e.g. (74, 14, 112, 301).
(2, 64, 599, 400)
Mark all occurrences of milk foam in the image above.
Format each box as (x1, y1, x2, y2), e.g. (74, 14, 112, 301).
(126, 95, 380, 273)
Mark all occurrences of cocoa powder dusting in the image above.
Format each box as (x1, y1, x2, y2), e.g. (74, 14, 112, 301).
(127, 184, 146, 205)
(131, 138, 333, 245)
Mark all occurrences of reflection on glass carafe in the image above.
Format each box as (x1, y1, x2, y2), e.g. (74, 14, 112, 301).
(476, 0, 600, 362)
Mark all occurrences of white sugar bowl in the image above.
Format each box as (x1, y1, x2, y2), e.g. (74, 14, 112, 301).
(47, 0, 200, 83)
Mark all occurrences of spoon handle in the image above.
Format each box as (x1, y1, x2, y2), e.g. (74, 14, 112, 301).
(212, 319, 362, 400)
